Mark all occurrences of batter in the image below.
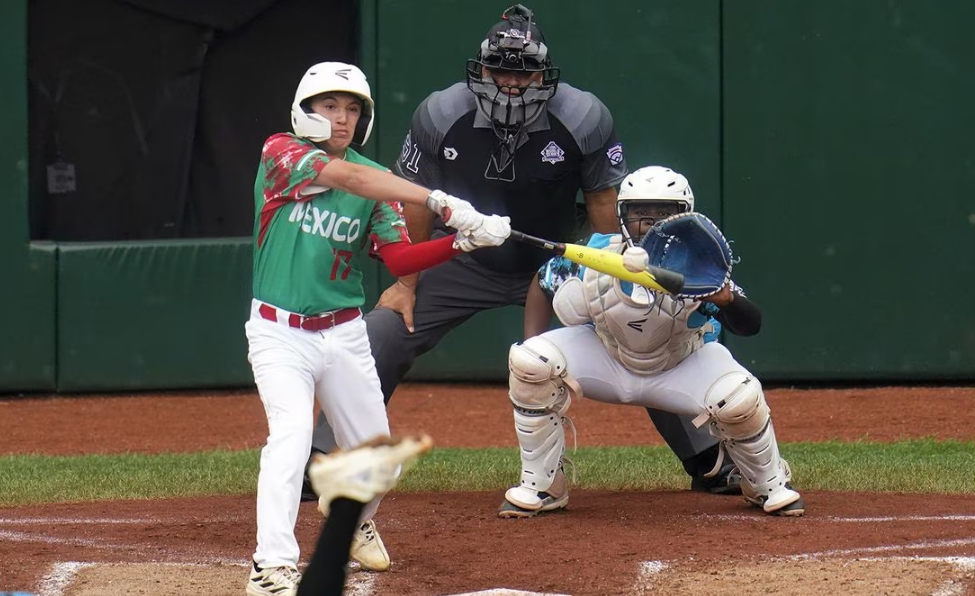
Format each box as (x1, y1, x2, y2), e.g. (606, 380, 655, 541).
(246, 61, 510, 596)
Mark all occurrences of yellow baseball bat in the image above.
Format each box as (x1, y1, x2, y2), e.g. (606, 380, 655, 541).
(510, 230, 685, 295)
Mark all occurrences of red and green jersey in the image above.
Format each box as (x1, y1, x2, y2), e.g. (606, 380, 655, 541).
(252, 133, 410, 315)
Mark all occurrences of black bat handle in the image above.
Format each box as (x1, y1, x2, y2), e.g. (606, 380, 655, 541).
(509, 229, 566, 255)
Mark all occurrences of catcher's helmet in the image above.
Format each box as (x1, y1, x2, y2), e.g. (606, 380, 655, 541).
(466, 4, 560, 138)
(291, 62, 375, 146)
(617, 166, 695, 246)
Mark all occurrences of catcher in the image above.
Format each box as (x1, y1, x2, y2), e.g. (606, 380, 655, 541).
(499, 165, 805, 518)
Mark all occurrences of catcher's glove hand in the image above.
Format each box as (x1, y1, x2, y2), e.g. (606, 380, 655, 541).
(639, 212, 734, 299)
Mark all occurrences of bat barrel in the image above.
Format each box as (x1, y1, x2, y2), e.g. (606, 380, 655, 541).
(509, 229, 684, 295)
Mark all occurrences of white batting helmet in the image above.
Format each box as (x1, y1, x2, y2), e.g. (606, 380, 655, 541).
(617, 166, 695, 245)
(291, 62, 375, 146)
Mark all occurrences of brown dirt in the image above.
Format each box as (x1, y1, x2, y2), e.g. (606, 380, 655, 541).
(1, 384, 974, 596)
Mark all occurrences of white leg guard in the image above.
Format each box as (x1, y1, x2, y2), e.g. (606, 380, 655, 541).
(510, 405, 569, 494)
(703, 372, 803, 516)
(502, 337, 579, 515)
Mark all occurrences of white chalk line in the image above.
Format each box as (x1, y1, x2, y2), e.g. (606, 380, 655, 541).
(0, 515, 243, 525)
(36, 562, 91, 596)
(859, 556, 975, 570)
(15, 514, 975, 596)
(702, 513, 975, 523)
(36, 561, 254, 596)
(450, 591, 569, 596)
(1, 529, 121, 549)
(0, 528, 244, 565)
(830, 515, 975, 523)
(631, 556, 975, 595)
(344, 571, 378, 596)
(791, 537, 975, 559)
(631, 561, 669, 593)
(796, 556, 975, 596)
(33, 559, 383, 596)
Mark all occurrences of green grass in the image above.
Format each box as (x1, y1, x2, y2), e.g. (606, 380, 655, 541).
(1, 440, 973, 506)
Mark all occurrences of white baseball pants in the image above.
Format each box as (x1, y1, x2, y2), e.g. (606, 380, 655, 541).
(542, 325, 747, 414)
(245, 300, 390, 569)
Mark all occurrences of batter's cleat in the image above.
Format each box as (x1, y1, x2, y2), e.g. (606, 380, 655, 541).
(690, 464, 743, 495)
(246, 560, 300, 596)
(309, 434, 434, 517)
(351, 519, 390, 571)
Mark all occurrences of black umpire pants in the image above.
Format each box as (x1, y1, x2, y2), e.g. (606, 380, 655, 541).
(311, 251, 719, 463)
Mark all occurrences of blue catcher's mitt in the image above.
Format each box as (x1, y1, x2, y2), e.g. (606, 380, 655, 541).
(639, 212, 733, 299)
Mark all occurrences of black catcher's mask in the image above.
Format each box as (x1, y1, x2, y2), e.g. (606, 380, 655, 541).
(466, 4, 561, 143)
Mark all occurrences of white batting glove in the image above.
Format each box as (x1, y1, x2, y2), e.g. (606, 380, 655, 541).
(622, 246, 650, 273)
(426, 190, 482, 231)
(454, 215, 511, 252)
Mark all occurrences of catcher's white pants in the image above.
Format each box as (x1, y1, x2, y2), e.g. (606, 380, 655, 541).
(542, 325, 745, 415)
(245, 300, 390, 569)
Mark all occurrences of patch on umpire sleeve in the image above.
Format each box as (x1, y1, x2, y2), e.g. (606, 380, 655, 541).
(400, 131, 412, 162)
(607, 143, 624, 166)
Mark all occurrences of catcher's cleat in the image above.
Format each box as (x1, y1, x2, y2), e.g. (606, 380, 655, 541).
(690, 464, 742, 495)
(300, 475, 317, 502)
(309, 434, 434, 517)
(743, 483, 805, 517)
(767, 494, 805, 517)
(300, 448, 327, 502)
(351, 519, 390, 571)
(685, 443, 742, 496)
(498, 486, 569, 519)
(246, 560, 300, 596)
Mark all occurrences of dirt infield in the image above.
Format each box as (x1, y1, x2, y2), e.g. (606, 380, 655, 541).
(1, 384, 974, 595)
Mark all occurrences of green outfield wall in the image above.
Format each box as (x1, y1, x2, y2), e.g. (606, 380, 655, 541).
(720, 1, 975, 380)
(0, 0, 57, 391)
(0, 0, 972, 392)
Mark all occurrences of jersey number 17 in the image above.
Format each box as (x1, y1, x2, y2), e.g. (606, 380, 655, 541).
(330, 249, 354, 281)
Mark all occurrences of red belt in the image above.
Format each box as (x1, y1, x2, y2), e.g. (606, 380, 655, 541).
(258, 303, 361, 332)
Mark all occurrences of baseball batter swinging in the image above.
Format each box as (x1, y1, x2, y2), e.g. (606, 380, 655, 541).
(245, 62, 510, 596)
(499, 165, 805, 518)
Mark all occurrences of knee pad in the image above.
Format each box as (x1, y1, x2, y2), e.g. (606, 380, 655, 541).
(705, 372, 794, 501)
(700, 374, 794, 509)
(508, 336, 579, 413)
(703, 372, 770, 441)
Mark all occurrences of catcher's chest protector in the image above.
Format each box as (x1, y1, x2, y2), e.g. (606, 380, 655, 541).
(575, 236, 707, 374)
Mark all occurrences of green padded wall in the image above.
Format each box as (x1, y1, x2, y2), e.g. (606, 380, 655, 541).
(0, 0, 57, 392)
(57, 240, 254, 391)
(6, 1, 972, 391)
(373, 0, 721, 379)
(722, 1, 975, 379)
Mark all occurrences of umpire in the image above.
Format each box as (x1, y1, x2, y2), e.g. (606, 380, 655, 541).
(309, 3, 739, 496)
